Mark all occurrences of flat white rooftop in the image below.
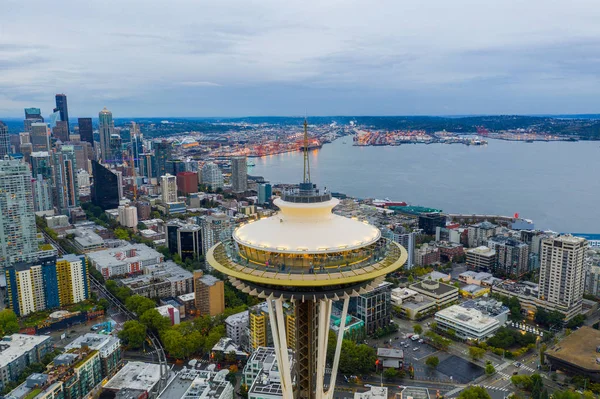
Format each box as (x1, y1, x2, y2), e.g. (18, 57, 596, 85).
(436, 305, 499, 331)
(0, 334, 51, 369)
(104, 361, 162, 392)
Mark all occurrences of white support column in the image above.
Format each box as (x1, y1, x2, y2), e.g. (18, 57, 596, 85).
(267, 297, 294, 399)
(326, 295, 350, 399)
(315, 299, 333, 399)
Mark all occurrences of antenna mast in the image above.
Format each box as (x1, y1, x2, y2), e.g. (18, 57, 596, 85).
(303, 118, 311, 183)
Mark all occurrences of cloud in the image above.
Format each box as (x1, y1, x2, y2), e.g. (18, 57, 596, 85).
(178, 81, 222, 87)
(1, 0, 600, 116)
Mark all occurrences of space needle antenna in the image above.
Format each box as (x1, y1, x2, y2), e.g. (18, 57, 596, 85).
(303, 118, 311, 184)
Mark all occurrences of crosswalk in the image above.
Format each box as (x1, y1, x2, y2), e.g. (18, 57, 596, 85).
(520, 365, 536, 373)
(497, 371, 511, 380)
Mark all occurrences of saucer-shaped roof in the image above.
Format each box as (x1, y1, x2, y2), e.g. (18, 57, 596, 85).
(233, 197, 381, 254)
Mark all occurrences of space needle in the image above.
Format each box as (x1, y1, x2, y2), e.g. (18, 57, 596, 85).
(207, 120, 407, 399)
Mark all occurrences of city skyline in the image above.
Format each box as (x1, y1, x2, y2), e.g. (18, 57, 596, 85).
(2, 1, 600, 117)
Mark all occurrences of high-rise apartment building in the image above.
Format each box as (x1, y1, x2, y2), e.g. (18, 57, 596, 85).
(161, 173, 178, 203)
(32, 176, 54, 212)
(468, 221, 499, 247)
(487, 236, 529, 277)
(54, 94, 69, 132)
(98, 107, 114, 162)
(30, 151, 53, 179)
(0, 159, 38, 268)
(193, 271, 224, 316)
(199, 213, 234, 259)
(91, 161, 120, 210)
(201, 162, 223, 189)
(6, 254, 89, 316)
(231, 156, 247, 192)
(118, 204, 138, 229)
(539, 235, 587, 313)
(53, 146, 80, 213)
(78, 117, 94, 145)
(154, 140, 172, 178)
(30, 122, 50, 152)
(0, 121, 10, 158)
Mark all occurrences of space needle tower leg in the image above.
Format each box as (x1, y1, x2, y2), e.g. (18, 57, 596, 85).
(267, 296, 294, 399)
(325, 295, 350, 399)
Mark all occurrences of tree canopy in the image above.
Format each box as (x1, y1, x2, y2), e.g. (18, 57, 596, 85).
(118, 320, 147, 349)
(457, 386, 491, 399)
(486, 326, 536, 349)
(0, 310, 20, 336)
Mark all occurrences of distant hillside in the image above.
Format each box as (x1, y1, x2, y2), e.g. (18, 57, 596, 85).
(3, 115, 600, 139)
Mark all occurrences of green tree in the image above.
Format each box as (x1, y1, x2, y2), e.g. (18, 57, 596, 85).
(162, 329, 186, 359)
(469, 346, 486, 361)
(114, 227, 130, 240)
(0, 309, 20, 336)
(566, 314, 586, 329)
(511, 375, 533, 391)
(485, 363, 496, 375)
(383, 368, 398, 379)
(551, 390, 583, 399)
(429, 322, 438, 331)
(137, 222, 148, 231)
(539, 344, 547, 365)
(413, 324, 423, 335)
(425, 356, 439, 368)
(457, 386, 492, 399)
(140, 309, 171, 333)
(125, 295, 156, 315)
(118, 320, 147, 349)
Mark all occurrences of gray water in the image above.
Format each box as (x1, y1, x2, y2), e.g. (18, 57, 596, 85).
(250, 138, 599, 233)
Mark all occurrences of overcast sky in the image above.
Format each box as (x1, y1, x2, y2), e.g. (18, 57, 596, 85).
(1, 0, 600, 117)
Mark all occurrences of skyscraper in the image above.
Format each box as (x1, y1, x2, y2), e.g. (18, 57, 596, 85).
(0, 121, 10, 158)
(91, 161, 120, 210)
(98, 107, 114, 162)
(52, 121, 69, 142)
(539, 235, 587, 314)
(78, 118, 93, 145)
(24, 108, 44, 133)
(231, 156, 247, 192)
(32, 176, 53, 212)
(0, 159, 38, 268)
(52, 146, 80, 213)
(161, 174, 177, 203)
(131, 122, 143, 168)
(54, 94, 69, 132)
(109, 134, 122, 163)
(30, 123, 50, 152)
(30, 152, 53, 180)
(258, 183, 272, 204)
(154, 140, 172, 178)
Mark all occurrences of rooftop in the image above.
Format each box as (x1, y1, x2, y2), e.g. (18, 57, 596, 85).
(104, 361, 163, 392)
(400, 386, 430, 399)
(87, 244, 162, 267)
(158, 368, 231, 399)
(224, 310, 248, 326)
(0, 335, 51, 369)
(546, 326, 600, 372)
(354, 386, 388, 399)
(120, 261, 192, 288)
(410, 279, 458, 297)
(467, 246, 496, 256)
(64, 333, 119, 355)
(436, 305, 500, 331)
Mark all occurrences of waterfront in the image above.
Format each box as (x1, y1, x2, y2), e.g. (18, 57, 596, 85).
(251, 138, 599, 233)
